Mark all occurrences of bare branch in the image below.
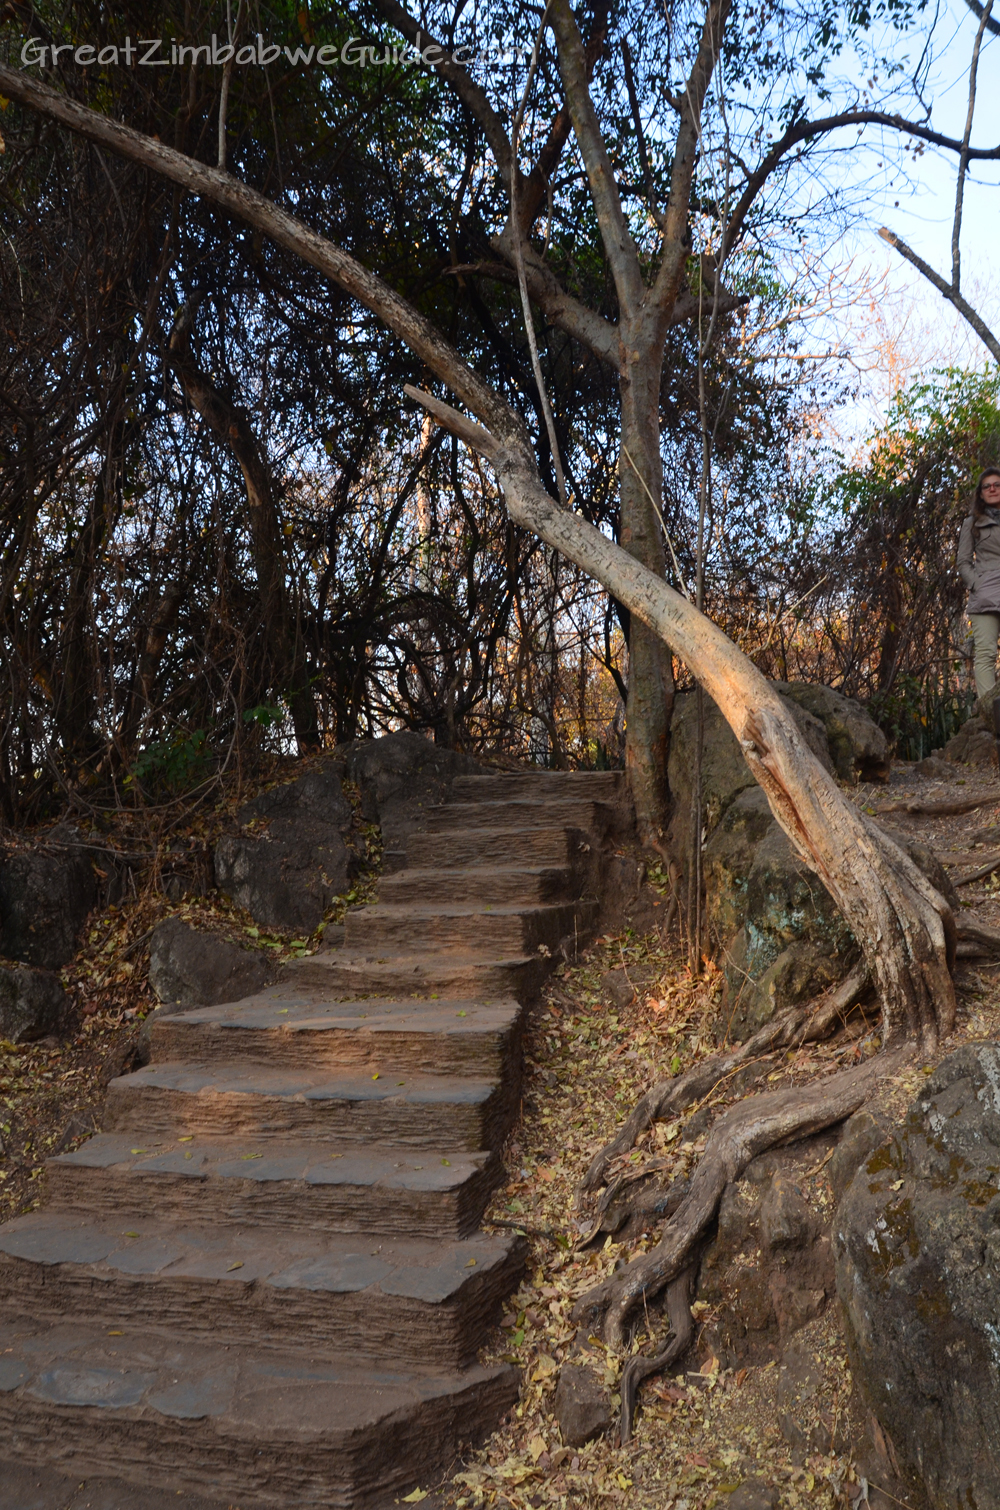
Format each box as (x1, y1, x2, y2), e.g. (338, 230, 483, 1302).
(966, 0, 1000, 36)
(452, 253, 621, 366)
(402, 385, 501, 461)
(953, 0, 993, 289)
(511, 3, 568, 505)
(652, 0, 732, 312)
(370, 0, 515, 181)
(549, 0, 644, 310)
(0, 63, 532, 458)
(622, 37, 666, 230)
(878, 226, 1000, 364)
(727, 109, 1000, 256)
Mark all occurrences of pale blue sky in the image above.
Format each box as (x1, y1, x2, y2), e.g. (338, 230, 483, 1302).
(837, 0, 1000, 428)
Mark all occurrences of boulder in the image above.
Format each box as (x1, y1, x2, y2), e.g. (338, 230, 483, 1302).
(0, 964, 67, 1042)
(668, 687, 837, 878)
(721, 823, 853, 1039)
(339, 731, 484, 862)
(0, 830, 96, 969)
(215, 763, 355, 932)
(553, 1360, 613, 1446)
(835, 1044, 1000, 1509)
(827, 1107, 892, 1206)
(702, 788, 774, 945)
(774, 682, 889, 784)
(148, 918, 277, 1009)
(714, 819, 954, 1042)
(942, 715, 996, 769)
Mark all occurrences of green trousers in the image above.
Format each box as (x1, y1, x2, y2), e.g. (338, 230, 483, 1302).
(970, 612, 1000, 698)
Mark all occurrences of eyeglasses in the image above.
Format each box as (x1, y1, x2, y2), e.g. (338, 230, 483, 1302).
(983, 481, 1000, 492)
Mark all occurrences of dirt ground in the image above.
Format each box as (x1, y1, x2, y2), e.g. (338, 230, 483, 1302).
(2, 755, 999, 1510)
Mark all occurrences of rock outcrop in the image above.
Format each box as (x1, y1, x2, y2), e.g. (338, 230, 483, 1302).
(0, 964, 67, 1042)
(339, 730, 484, 865)
(0, 829, 97, 969)
(148, 918, 277, 1009)
(835, 1044, 1000, 1509)
(214, 763, 356, 932)
(773, 682, 890, 784)
(697, 1143, 838, 1364)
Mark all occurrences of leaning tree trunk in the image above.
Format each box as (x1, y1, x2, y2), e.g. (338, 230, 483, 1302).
(454, 428, 957, 1052)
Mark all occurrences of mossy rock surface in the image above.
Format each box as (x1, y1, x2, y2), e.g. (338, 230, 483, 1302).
(835, 1045, 1000, 1509)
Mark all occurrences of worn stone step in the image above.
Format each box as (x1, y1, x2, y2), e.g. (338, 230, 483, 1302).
(0, 1213, 525, 1369)
(0, 1318, 519, 1508)
(450, 770, 625, 802)
(47, 1134, 498, 1239)
(379, 864, 574, 906)
(104, 1062, 510, 1152)
(406, 824, 584, 869)
(344, 899, 596, 958)
(291, 948, 546, 1005)
(150, 990, 523, 1080)
(419, 797, 611, 834)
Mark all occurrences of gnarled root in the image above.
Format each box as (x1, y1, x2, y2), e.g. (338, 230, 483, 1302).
(580, 966, 869, 1194)
(618, 1260, 699, 1445)
(573, 1045, 910, 1352)
(956, 912, 1000, 955)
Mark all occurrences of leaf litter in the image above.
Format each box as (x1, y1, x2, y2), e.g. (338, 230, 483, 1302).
(400, 919, 1000, 1510)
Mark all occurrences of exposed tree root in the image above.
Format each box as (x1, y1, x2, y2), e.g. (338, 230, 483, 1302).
(618, 1261, 699, 1445)
(876, 793, 997, 817)
(955, 913, 1000, 952)
(955, 853, 1000, 886)
(573, 1046, 910, 1353)
(575, 1165, 692, 1249)
(580, 966, 868, 1193)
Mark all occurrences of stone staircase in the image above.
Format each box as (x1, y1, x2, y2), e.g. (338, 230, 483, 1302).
(0, 769, 624, 1507)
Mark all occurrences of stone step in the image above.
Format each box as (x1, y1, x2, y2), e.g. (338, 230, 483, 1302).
(344, 899, 596, 958)
(290, 948, 545, 1005)
(0, 1318, 518, 1508)
(0, 1213, 525, 1369)
(407, 823, 584, 870)
(47, 1134, 499, 1239)
(104, 1062, 510, 1152)
(150, 990, 523, 1080)
(379, 864, 574, 906)
(419, 797, 611, 833)
(450, 770, 625, 801)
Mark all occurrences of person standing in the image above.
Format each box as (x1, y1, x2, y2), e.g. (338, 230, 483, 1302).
(958, 468, 1000, 698)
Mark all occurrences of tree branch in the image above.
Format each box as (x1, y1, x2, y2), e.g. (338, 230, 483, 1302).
(966, 0, 1000, 37)
(953, 0, 993, 290)
(727, 109, 1000, 255)
(0, 64, 532, 459)
(652, 0, 732, 313)
(549, 0, 644, 311)
(878, 226, 1000, 364)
